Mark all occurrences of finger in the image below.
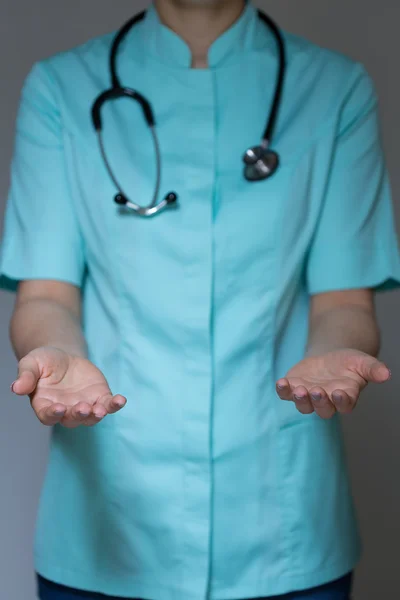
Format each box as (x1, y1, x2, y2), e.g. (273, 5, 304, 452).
(292, 386, 314, 415)
(107, 394, 127, 414)
(309, 387, 336, 420)
(368, 361, 391, 383)
(97, 393, 127, 415)
(70, 402, 93, 420)
(357, 356, 391, 384)
(32, 395, 66, 422)
(331, 389, 357, 415)
(82, 403, 109, 426)
(61, 402, 94, 429)
(82, 404, 108, 427)
(276, 379, 292, 400)
(12, 356, 41, 396)
(35, 400, 67, 426)
(82, 413, 107, 427)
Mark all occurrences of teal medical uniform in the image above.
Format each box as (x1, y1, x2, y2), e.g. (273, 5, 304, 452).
(1, 3, 400, 599)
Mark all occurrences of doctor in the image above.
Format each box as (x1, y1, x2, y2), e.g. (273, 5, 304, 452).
(2, 0, 400, 599)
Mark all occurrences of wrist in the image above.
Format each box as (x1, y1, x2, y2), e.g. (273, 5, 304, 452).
(305, 344, 341, 358)
(45, 344, 88, 359)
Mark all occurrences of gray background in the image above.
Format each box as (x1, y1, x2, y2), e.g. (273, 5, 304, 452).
(0, 1, 399, 599)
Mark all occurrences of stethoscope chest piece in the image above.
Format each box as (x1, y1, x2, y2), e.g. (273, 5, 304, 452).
(243, 145, 280, 181)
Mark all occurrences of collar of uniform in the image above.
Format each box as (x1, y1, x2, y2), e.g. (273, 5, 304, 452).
(141, 1, 260, 68)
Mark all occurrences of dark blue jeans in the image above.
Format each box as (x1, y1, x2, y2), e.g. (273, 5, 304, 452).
(37, 572, 353, 599)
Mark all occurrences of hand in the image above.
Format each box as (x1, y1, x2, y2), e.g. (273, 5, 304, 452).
(276, 349, 391, 419)
(11, 346, 127, 427)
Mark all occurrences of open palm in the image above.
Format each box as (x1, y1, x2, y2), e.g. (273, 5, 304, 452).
(276, 349, 390, 419)
(11, 346, 127, 427)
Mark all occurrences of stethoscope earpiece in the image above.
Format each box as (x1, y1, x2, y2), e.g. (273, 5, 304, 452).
(165, 192, 178, 205)
(114, 193, 128, 205)
(243, 146, 279, 181)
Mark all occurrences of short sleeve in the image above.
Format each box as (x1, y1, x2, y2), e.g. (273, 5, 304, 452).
(0, 61, 85, 292)
(306, 64, 400, 295)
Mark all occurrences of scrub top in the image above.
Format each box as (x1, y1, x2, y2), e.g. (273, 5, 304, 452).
(1, 3, 400, 599)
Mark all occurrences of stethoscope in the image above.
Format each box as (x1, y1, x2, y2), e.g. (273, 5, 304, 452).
(91, 9, 286, 217)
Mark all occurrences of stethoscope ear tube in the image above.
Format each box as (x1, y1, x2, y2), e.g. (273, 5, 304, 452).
(95, 120, 178, 217)
(91, 87, 156, 132)
(91, 85, 179, 217)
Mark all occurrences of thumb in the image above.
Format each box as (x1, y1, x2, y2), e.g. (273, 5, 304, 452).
(357, 355, 391, 384)
(12, 354, 41, 396)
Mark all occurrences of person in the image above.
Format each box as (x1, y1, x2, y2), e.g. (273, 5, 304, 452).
(1, 0, 400, 598)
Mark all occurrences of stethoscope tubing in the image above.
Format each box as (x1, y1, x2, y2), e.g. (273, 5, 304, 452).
(91, 8, 286, 217)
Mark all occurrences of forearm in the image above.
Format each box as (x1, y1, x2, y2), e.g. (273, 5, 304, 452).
(10, 298, 87, 360)
(306, 304, 380, 358)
